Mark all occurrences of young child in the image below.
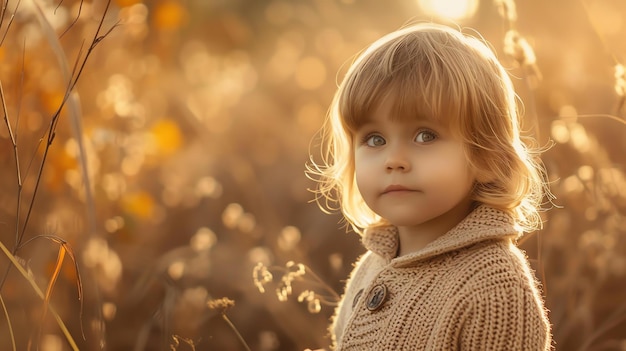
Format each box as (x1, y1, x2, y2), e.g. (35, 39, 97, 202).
(307, 23, 553, 350)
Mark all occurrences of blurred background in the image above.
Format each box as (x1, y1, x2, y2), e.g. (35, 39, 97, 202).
(0, 0, 625, 350)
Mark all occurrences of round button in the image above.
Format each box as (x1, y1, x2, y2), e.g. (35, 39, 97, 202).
(365, 284, 388, 311)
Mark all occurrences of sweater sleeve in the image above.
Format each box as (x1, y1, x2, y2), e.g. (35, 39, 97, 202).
(459, 284, 552, 351)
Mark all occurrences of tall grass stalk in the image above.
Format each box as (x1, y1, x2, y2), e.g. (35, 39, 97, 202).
(0, 240, 78, 350)
(0, 293, 16, 351)
(221, 314, 252, 351)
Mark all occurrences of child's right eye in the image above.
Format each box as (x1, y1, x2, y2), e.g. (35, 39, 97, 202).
(365, 135, 386, 147)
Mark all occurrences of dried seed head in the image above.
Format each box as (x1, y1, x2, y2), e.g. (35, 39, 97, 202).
(308, 298, 322, 313)
(494, 0, 518, 22)
(297, 290, 313, 303)
(276, 285, 291, 301)
(274, 261, 307, 301)
(252, 262, 273, 293)
(298, 290, 322, 314)
(206, 297, 235, 313)
(285, 260, 306, 275)
(504, 30, 536, 66)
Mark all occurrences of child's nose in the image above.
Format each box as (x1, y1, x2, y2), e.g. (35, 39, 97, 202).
(385, 144, 411, 172)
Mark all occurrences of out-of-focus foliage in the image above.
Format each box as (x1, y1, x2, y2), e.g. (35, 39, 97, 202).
(0, 0, 625, 350)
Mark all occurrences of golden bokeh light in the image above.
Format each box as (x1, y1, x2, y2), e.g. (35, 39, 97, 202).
(149, 118, 183, 156)
(152, 0, 188, 30)
(190, 227, 217, 251)
(550, 120, 570, 144)
(195, 176, 223, 199)
(222, 203, 244, 229)
(248, 247, 272, 266)
(168, 261, 186, 280)
(277, 225, 302, 251)
(40, 334, 63, 351)
(102, 302, 117, 321)
(121, 191, 155, 219)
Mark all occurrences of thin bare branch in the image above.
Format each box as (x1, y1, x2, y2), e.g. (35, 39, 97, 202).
(0, 0, 8, 29)
(0, 0, 20, 47)
(0, 82, 20, 186)
(16, 0, 116, 247)
(0, 79, 24, 253)
(58, 0, 82, 38)
(575, 113, 626, 126)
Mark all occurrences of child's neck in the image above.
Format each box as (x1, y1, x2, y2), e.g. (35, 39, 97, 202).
(395, 200, 475, 257)
(396, 228, 441, 257)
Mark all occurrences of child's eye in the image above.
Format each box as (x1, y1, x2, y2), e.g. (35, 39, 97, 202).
(365, 134, 386, 147)
(415, 130, 437, 143)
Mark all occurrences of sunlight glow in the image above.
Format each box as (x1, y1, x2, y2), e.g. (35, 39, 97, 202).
(417, 0, 479, 20)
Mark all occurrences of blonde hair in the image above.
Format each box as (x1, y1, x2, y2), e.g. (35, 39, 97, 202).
(308, 23, 549, 234)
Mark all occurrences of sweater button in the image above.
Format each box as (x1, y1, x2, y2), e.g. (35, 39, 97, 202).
(366, 284, 388, 311)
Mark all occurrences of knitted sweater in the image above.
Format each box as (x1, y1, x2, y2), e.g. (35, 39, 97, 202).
(331, 206, 552, 350)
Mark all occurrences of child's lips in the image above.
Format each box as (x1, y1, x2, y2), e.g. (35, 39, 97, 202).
(382, 184, 415, 194)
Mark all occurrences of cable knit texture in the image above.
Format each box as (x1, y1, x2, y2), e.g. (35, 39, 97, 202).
(330, 206, 552, 350)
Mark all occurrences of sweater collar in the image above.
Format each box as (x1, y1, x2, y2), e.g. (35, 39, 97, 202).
(361, 205, 519, 266)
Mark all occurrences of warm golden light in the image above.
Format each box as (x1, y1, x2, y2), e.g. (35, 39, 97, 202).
(1, 1, 624, 349)
(417, 0, 479, 20)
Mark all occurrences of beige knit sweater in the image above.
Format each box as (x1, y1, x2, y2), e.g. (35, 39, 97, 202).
(331, 206, 552, 350)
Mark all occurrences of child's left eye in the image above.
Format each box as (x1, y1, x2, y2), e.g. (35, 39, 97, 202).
(415, 130, 437, 143)
(365, 134, 386, 147)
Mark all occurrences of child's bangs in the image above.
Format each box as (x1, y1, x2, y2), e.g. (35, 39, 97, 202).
(383, 78, 452, 126)
(338, 45, 459, 133)
(337, 69, 388, 132)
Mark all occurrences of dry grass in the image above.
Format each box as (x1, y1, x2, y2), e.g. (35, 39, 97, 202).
(0, 0, 625, 350)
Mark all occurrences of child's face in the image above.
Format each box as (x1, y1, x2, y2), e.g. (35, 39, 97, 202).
(353, 97, 476, 230)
